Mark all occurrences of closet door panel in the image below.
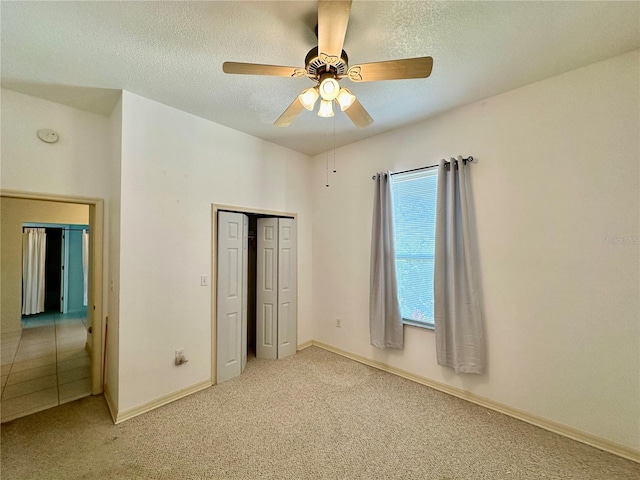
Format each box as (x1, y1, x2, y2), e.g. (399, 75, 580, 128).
(217, 211, 246, 383)
(278, 218, 297, 359)
(257, 218, 278, 359)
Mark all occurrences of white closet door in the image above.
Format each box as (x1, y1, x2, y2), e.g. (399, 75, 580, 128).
(241, 214, 248, 373)
(217, 211, 246, 383)
(277, 218, 297, 359)
(256, 217, 278, 359)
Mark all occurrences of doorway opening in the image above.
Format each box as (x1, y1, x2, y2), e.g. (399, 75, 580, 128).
(21, 223, 89, 323)
(246, 215, 258, 358)
(212, 205, 298, 385)
(1, 191, 104, 423)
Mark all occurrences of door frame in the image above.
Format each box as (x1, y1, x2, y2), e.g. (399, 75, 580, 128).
(2, 190, 105, 395)
(211, 204, 297, 385)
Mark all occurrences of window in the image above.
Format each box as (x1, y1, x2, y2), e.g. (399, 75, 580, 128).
(391, 169, 438, 328)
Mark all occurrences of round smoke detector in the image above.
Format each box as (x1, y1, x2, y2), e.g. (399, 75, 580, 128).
(37, 129, 59, 143)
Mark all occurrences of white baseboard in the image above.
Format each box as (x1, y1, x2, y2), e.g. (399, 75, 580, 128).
(114, 380, 211, 424)
(103, 385, 118, 423)
(297, 340, 313, 351)
(311, 341, 640, 464)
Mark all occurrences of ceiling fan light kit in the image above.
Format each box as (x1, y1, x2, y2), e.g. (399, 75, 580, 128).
(299, 87, 320, 111)
(336, 87, 356, 111)
(319, 76, 340, 101)
(318, 99, 335, 118)
(222, 0, 433, 129)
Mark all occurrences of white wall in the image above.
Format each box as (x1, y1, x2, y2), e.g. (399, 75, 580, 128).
(105, 97, 123, 410)
(116, 92, 313, 412)
(1, 89, 111, 200)
(311, 51, 640, 451)
(0, 88, 113, 340)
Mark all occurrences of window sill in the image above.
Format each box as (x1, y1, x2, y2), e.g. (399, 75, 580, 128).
(402, 319, 434, 331)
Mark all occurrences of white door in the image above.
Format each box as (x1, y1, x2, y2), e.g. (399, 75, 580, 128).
(256, 218, 278, 359)
(217, 211, 247, 383)
(277, 218, 297, 359)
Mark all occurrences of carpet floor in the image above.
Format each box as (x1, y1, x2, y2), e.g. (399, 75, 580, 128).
(1, 346, 638, 479)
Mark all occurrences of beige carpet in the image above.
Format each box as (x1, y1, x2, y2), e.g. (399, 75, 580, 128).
(1, 346, 638, 479)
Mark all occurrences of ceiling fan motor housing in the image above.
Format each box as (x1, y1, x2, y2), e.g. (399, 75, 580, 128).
(305, 46, 349, 78)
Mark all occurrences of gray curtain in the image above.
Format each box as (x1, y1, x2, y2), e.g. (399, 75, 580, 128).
(370, 172, 404, 349)
(434, 157, 485, 373)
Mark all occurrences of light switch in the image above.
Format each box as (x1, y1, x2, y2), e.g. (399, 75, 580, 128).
(200, 275, 209, 286)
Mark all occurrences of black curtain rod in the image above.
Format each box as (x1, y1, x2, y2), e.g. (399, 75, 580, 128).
(371, 156, 474, 180)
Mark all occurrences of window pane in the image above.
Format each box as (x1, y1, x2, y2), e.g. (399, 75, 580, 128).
(391, 170, 438, 326)
(395, 257, 434, 324)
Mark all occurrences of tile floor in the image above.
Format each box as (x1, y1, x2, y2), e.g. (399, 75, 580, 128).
(1, 311, 91, 423)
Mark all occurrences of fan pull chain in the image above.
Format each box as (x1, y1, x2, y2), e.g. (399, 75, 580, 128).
(326, 125, 330, 187)
(333, 116, 337, 173)
(326, 153, 329, 187)
(325, 117, 331, 187)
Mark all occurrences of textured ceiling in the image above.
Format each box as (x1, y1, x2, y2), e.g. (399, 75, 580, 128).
(2, 1, 639, 156)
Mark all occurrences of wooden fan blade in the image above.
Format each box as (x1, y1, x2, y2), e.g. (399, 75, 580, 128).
(343, 99, 373, 129)
(223, 62, 306, 78)
(274, 97, 305, 127)
(318, 0, 352, 59)
(347, 57, 433, 82)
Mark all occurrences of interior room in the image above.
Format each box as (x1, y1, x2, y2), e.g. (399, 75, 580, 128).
(0, 1, 638, 478)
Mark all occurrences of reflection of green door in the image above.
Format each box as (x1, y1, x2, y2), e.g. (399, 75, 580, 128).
(67, 228, 86, 314)
(43, 228, 63, 312)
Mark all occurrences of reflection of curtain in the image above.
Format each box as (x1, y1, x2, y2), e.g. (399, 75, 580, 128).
(22, 228, 47, 315)
(434, 157, 485, 373)
(369, 171, 404, 349)
(82, 229, 89, 306)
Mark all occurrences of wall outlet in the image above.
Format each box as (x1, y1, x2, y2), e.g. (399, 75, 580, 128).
(200, 275, 209, 286)
(336, 318, 341, 328)
(175, 348, 188, 366)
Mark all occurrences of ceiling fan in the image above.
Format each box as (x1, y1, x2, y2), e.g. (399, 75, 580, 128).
(222, 0, 433, 129)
